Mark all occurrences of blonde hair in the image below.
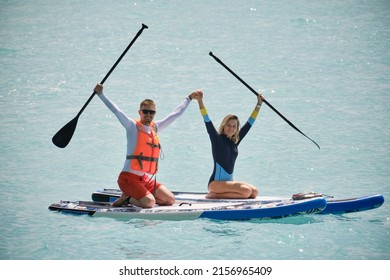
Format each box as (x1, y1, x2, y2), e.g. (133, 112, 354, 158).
(139, 99, 155, 108)
(218, 114, 240, 144)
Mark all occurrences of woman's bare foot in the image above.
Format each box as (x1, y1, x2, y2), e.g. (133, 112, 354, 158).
(205, 192, 217, 199)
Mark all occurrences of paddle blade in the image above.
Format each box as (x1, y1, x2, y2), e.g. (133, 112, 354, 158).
(52, 117, 79, 148)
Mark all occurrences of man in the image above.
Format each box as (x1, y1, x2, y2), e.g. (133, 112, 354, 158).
(94, 84, 200, 208)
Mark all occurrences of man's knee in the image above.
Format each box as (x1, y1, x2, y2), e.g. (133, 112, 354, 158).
(140, 195, 156, 208)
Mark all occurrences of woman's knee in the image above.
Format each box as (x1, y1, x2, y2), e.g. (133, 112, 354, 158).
(239, 184, 253, 198)
(250, 188, 259, 198)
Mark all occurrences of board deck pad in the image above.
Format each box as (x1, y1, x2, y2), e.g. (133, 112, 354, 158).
(49, 197, 328, 221)
(90, 189, 384, 215)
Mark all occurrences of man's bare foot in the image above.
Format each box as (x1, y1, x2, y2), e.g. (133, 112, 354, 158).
(110, 194, 130, 207)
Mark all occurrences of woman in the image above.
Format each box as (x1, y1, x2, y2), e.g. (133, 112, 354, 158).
(193, 91, 264, 199)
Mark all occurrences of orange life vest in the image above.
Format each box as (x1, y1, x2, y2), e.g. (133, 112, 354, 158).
(127, 120, 160, 174)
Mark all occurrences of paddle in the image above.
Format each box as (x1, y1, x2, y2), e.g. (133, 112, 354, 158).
(52, 23, 148, 148)
(209, 52, 320, 149)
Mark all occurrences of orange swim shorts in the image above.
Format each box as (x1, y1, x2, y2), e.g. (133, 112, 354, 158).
(117, 171, 162, 200)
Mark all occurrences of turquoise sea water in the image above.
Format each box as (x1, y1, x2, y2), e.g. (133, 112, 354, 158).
(0, 0, 389, 261)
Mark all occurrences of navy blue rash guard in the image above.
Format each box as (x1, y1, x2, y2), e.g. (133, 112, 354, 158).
(200, 107, 259, 186)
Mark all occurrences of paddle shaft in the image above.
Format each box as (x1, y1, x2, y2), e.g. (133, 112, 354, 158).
(77, 23, 148, 118)
(209, 52, 320, 149)
(52, 23, 148, 148)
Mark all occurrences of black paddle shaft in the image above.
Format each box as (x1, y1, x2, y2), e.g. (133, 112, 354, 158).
(209, 52, 320, 149)
(52, 23, 148, 148)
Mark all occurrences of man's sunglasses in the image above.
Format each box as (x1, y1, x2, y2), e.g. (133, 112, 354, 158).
(141, 109, 156, 115)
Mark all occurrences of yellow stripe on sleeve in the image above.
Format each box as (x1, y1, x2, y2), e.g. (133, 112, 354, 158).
(200, 107, 208, 116)
(250, 109, 259, 119)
